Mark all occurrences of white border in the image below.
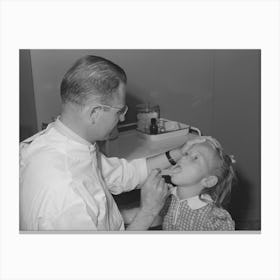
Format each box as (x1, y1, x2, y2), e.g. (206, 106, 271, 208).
(1, 1, 279, 280)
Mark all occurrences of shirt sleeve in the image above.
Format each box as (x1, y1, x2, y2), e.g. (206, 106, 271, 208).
(100, 155, 148, 195)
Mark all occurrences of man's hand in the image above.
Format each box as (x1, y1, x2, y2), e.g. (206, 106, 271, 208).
(126, 170, 169, 230)
(146, 135, 207, 174)
(140, 169, 169, 216)
(181, 135, 206, 155)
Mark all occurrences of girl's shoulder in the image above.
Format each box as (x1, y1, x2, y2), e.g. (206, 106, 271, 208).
(204, 205, 235, 231)
(210, 206, 232, 219)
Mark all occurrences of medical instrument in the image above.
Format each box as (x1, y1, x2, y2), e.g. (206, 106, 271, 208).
(161, 175, 177, 187)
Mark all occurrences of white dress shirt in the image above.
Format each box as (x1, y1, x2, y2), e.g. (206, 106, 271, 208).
(20, 119, 148, 231)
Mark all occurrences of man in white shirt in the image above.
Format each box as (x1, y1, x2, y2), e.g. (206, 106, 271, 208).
(20, 55, 198, 231)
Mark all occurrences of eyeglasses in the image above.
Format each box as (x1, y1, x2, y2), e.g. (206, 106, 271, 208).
(95, 104, 128, 118)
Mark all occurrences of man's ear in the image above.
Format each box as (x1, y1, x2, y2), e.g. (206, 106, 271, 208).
(87, 106, 101, 124)
(201, 175, 218, 188)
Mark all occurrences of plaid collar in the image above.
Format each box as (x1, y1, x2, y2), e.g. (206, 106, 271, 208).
(171, 187, 213, 210)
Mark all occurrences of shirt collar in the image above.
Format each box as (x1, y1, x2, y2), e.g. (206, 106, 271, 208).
(53, 117, 96, 151)
(170, 187, 213, 210)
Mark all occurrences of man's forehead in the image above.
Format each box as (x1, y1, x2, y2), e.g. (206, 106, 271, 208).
(111, 82, 126, 106)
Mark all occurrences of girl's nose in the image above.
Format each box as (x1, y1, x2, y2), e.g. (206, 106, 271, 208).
(181, 154, 192, 163)
(179, 156, 187, 164)
(119, 115, 125, 122)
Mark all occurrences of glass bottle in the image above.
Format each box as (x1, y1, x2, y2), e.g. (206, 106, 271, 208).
(150, 118, 158, 135)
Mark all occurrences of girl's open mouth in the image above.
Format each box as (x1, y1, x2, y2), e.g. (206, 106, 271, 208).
(161, 165, 182, 175)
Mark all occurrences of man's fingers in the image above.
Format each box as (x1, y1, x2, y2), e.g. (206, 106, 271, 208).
(151, 168, 161, 175)
(182, 137, 206, 153)
(188, 137, 206, 145)
(157, 180, 169, 196)
(147, 169, 161, 180)
(157, 177, 166, 188)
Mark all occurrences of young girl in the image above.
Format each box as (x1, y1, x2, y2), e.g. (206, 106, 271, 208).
(160, 136, 236, 231)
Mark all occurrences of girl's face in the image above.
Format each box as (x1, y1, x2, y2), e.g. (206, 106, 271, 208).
(170, 142, 219, 186)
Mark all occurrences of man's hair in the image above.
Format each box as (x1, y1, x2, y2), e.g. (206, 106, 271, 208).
(60, 55, 127, 106)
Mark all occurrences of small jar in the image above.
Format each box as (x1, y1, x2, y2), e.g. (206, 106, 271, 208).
(136, 103, 160, 133)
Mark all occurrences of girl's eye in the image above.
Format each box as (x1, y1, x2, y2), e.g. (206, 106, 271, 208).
(193, 155, 199, 160)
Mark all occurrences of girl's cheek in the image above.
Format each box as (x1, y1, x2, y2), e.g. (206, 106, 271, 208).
(172, 172, 188, 183)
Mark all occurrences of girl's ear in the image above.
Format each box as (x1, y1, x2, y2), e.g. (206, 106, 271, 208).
(201, 176, 218, 188)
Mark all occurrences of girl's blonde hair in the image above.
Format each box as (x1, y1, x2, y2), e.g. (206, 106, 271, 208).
(199, 137, 236, 208)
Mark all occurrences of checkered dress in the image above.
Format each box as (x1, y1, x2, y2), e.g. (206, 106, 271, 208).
(161, 195, 235, 231)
